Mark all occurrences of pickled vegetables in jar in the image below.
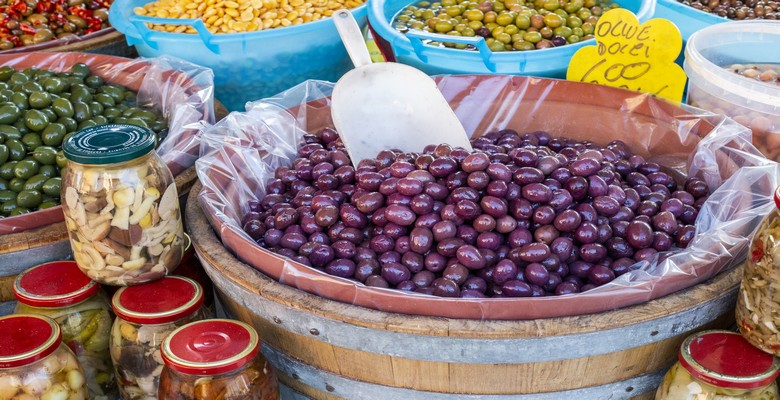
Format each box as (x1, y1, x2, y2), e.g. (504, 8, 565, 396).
(61, 124, 185, 286)
(110, 276, 211, 400)
(158, 319, 278, 400)
(0, 314, 89, 400)
(13, 260, 117, 399)
(737, 187, 780, 355)
(655, 330, 780, 400)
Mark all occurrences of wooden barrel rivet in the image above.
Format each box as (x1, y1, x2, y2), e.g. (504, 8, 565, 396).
(274, 317, 282, 324)
(292, 373, 301, 380)
(651, 331, 659, 336)
(310, 328, 320, 336)
(325, 384, 335, 392)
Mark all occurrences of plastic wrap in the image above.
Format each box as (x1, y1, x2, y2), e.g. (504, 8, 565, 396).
(197, 75, 778, 320)
(0, 52, 215, 234)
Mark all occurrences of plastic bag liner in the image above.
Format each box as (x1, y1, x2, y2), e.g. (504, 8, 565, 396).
(0, 52, 215, 234)
(197, 75, 778, 320)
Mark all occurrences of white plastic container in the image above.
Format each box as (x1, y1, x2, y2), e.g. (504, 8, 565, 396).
(684, 21, 780, 160)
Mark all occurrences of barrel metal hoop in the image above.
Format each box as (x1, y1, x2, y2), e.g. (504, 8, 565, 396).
(0, 239, 72, 272)
(215, 264, 737, 364)
(265, 343, 665, 399)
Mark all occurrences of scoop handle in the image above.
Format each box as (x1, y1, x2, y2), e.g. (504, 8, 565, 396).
(333, 10, 372, 68)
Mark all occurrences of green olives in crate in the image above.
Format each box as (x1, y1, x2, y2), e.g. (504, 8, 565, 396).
(0, 63, 168, 219)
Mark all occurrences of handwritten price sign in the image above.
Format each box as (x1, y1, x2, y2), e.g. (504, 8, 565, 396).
(566, 9, 686, 102)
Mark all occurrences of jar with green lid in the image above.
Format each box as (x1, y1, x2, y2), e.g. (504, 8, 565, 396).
(0, 314, 89, 400)
(158, 319, 279, 400)
(110, 275, 211, 400)
(655, 330, 780, 400)
(61, 123, 185, 286)
(737, 187, 780, 355)
(13, 260, 117, 400)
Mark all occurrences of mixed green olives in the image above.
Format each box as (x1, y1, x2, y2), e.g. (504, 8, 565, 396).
(393, 0, 619, 51)
(0, 63, 168, 219)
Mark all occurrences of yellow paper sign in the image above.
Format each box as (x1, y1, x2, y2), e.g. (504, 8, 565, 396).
(566, 8, 686, 102)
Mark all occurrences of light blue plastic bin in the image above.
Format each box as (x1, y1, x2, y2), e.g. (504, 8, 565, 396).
(110, 0, 367, 111)
(653, 0, 727, 65)
(368, 0, 655, 77)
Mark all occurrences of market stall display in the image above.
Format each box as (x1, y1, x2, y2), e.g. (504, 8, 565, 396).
(684, 21, 780, 161)
(159, 319, 278, 400)
(367, 0, 654, 76)
(109, 0, 369, 111)
(110, 275, 210, 399)
(61, 124, 185, 286)
(0, 314, 89, 400)
(655, 330, 780, 400)
(187, 185, 740, 399)
(13, 260, 116, 399)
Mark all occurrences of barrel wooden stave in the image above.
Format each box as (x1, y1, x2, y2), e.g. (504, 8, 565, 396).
(186, 182, 739, 399)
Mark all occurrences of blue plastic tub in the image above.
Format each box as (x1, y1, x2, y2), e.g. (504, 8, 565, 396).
(110, 0, 367, 111)
(653, 0, 727, 65)
(368, 0, 655, 77)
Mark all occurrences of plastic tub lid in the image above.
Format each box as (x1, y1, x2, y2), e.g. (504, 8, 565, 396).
(112, 276, 204, 324)
(679, 330, 780, 389)
(14, 261, 99, 308)
(161, 319, 259, 375)
(684, 21, 780, 113)
(0, 315, 62, 368)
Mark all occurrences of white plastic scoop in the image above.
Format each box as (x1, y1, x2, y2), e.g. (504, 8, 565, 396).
(331, 10, 472, 166)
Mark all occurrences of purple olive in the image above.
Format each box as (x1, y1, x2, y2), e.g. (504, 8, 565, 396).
(432, 278, 460, 297)
(523, 183, 553, 203)
(626, 220, 654, 249)
(382, 262, 411, 285)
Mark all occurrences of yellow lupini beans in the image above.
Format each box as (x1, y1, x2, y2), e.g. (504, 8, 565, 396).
(134, 0, 365, 33)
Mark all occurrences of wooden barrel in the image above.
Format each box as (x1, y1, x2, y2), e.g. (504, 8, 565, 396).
(186, 183, 740, 400)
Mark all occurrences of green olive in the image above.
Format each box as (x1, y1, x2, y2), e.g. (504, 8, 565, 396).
(0, 66, 15, 82)
(0, 144, 7, 164)
(9, 207, 31, 216)
(92, 115, 108, 125)
(0, 200, 18, 215)
(38, 165, 57, 178)
(14, 159, 39, 180)
(43, 77, 68, 94)
(57, 117, 77, 132)
(0, 104, 21, 124)
(32, 146, 57, 165)
(85, 75, 104, 89)
(24, 109, 49, 132)
(73, 102, 90, 123)
(0, 161, 16, 180)
(0, 178, 7, 191)
(16, 190, 42, 208)
(56, 151, 68, 169)
(77, 119, 97, 130)
(41, 123, 66, 147)
(24, 174, 48, 191)
(10, 92, 28, 110)
(95, 93, 115, 108)
(6, 139, 25, 161)
(28, 91, 52, 109)
(89, 101, 103, 117)
(8, 177, 24, 192)
(70, 63, 90, 79)
(21, 81, 43, 96)
(21, 132, 43, 151)
(42, 177, 61, 196)
(0, 190, 16, 202)
(9, 72, 29, 86)
(0, 125, 20, 140)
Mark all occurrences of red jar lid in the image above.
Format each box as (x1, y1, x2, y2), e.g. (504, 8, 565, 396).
(162, 319, 259, 375)
(0, 314, 62, 368)
(775, 186, 780, 209)
(112, 276, 203, 324)
(680, 330, 780, 389)
(14, 261, 99, 308)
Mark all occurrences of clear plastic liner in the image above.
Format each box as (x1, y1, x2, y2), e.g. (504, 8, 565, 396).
(0, 52, 215, 234)
(197, 75, 778, 319)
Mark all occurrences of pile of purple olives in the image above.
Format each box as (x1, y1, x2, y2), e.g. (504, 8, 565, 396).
(241, 129, 708, 298)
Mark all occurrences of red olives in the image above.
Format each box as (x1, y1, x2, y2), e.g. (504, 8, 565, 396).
(243, 128, 710, 298)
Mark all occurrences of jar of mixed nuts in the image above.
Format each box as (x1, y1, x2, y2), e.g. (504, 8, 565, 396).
(655, 330, 780, 400)
(0, 314, 89, 400)
(13, 260, 117, 400)
(61, 123, 185, 286)
(175, 233, 215, 314)
(158, 319, 279, 400)
(110, 275, 211, 400)
(737, 186, 780, 355)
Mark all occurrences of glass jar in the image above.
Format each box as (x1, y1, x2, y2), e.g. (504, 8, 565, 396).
(158, 319, 279, 400)
(0, 314, 89, 400)
(61, 123, 185, 286)
(175, 233, 215, 314)
(110, 275, 210, 400)
(13, 260, 117, 399)
(655, 330, 780, 400)
(737, 187, 780, 355)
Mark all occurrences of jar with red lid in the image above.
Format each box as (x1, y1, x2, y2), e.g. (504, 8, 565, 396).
(0, 314, 89, 400)
(109, 275, 211, 400)
(13, 260, 117, 399)
(175, 233, 215, 313)
(158, 319, 278, 400)
(655, 330, 780, 400)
